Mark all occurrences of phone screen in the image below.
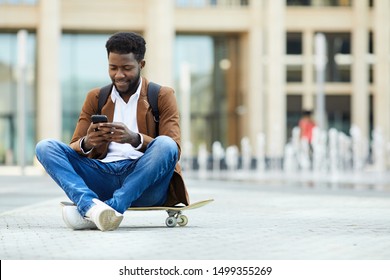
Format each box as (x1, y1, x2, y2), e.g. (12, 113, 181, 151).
(91, 115, 108, 124)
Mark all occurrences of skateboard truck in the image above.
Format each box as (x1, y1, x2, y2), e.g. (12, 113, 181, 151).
(127, 199, 213, 228)
(166, 210, 188, 227)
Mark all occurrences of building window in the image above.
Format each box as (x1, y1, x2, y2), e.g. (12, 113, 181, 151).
(287, 33, 302, 54)
(287, 0, 351, 6)
(286, 33, 303, 82)
(286, 95, 303, 140)
(369, 32, 374, 83)
(0, 0, 37, 4)
(174, 35, 240, 152)
(326, 95, 351, 134)
(287, 0, 310, 6)
(176, 0, 248, 8)
(0, 32, 36, 165)
(60, 34, 110, 142)
(318, 32, 351, 82)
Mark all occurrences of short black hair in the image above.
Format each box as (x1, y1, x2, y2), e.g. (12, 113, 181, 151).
(105, 32, 146, 61)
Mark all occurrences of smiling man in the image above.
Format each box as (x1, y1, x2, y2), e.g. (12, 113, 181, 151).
(35, 32, 189, 231)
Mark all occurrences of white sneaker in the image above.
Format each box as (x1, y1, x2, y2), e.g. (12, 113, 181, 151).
(85, 199, 123, 232)
(62, 205, 97, 230)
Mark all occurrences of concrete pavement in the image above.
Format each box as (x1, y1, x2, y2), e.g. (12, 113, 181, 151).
(1, 174, 390, 260)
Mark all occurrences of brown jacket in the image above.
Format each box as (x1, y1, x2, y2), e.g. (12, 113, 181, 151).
(69, 78, 189, 206)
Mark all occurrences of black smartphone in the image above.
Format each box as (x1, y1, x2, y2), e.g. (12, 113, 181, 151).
(91, 115, 108, 124)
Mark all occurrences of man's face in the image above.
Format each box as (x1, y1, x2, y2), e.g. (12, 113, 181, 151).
(108, 52, 144, 95)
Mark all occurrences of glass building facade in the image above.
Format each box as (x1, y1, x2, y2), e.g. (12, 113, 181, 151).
(0, 30, 238, 165)
(60, 34, 111, 142)
(175, 35, 240, 150)
(60, 33, 235, 150)
(59, 34, 237, 149)
(0, 0, 387, 168)
(0, 32, 36, 165)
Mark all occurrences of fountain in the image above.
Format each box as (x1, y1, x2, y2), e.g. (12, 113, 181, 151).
(181, 124, 390, 189)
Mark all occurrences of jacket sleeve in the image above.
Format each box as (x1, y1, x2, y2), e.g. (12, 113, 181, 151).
(69, 88, 109, 159)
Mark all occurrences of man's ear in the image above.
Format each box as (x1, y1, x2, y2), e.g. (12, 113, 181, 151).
(140, 60, 146, 69)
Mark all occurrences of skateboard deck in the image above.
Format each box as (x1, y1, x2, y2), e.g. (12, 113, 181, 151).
(60, 199, 214, 228)
(127, 199, 214, 227)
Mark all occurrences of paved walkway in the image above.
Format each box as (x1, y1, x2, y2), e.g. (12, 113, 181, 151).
(1, 174, 390, 260)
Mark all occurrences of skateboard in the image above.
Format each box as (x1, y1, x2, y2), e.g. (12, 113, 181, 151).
(127, 199, 214, 227)
(60, 199, 214, 228)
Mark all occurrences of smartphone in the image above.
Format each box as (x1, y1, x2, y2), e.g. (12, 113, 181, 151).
(91, 115, 108, 124)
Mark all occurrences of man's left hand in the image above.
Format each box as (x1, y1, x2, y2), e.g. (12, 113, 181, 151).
(98, 122, 141, 147)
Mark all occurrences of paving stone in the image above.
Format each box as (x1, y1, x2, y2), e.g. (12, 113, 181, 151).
(0, 175, 390, 259)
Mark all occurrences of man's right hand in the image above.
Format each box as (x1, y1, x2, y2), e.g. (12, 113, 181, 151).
(82, 122, 110, 151)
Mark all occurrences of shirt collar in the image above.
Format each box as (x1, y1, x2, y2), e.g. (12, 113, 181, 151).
(110, 77, 143, 103)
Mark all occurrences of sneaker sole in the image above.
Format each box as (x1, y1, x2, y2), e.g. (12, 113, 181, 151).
(97, 209, 123, 231)
(62, 207, 76, 229)
(62, 206, 97, 230)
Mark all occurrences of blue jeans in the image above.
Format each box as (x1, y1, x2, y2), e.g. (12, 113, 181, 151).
(35, 136, 178, 216)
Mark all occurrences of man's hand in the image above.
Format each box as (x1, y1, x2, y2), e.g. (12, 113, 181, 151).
(97, 122, 141, 147)
(82, 122, 111, 151)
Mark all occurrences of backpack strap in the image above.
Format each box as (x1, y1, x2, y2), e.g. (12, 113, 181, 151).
(147, 82, 161, 136)
(147, 82, 161, 124)
(97, 84, 112, 115)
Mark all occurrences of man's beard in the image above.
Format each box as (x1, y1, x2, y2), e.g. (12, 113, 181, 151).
(115, 72, 140, 95)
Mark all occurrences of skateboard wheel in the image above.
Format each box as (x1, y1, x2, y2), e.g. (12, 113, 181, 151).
(177, 215, 188, 227)
(165, 217, 177, 227)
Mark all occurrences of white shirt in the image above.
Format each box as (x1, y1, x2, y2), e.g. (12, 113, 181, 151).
(100, 78, 144, 162)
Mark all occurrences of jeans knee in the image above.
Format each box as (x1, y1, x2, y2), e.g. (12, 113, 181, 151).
(35, 139, 59, 159)
(152, 136, 179, 160)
